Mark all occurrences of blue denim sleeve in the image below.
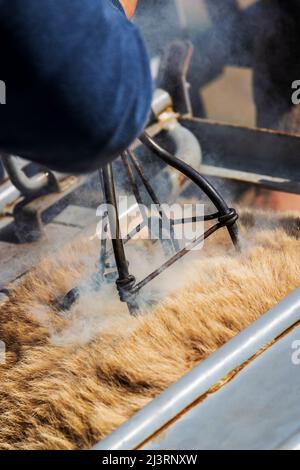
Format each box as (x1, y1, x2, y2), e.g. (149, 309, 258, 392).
(0, 0, 152, 172)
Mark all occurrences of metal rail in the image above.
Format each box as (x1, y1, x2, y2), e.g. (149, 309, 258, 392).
(1, 154, 59, 197)
(93, 288, 300, 450)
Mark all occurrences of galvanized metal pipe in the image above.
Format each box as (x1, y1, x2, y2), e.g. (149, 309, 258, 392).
(1, 154, 57, 197)
(93, 288, 300, 450)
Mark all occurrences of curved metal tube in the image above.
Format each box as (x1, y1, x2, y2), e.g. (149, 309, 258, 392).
(140, 132, 239, 247)
(140, 132, 227, 212)
(150, 89, 202, 200)
(1, 154, 57, 197)
(167, 123, 202, 169)
(161, 123, 202, 200)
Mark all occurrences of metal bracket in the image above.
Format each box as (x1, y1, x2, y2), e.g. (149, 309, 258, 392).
(1, 154, 59, 198)
(12, 176, 83, 242)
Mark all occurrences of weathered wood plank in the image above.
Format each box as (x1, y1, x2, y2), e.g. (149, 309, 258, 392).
(53, 205, 96, 228)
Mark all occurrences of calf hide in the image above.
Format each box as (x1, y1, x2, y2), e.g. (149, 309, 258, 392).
(0, 209, 299, 449)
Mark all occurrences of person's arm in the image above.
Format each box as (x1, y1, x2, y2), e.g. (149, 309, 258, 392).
(0, 0, 152, 173)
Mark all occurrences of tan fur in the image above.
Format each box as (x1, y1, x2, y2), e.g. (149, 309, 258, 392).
(0, 209, 299, 449)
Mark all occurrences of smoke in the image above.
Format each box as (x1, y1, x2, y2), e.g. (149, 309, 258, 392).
(29, 2, 299, 347)
(29, 202, 300, 349)
(135, 0, 181, 58)
(28, 216, 206, 347)
(50, 283, 131, 347)
(48, 237, 197, 346)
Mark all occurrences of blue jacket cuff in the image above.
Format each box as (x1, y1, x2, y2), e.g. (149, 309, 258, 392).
(110, 0, 125, 15)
